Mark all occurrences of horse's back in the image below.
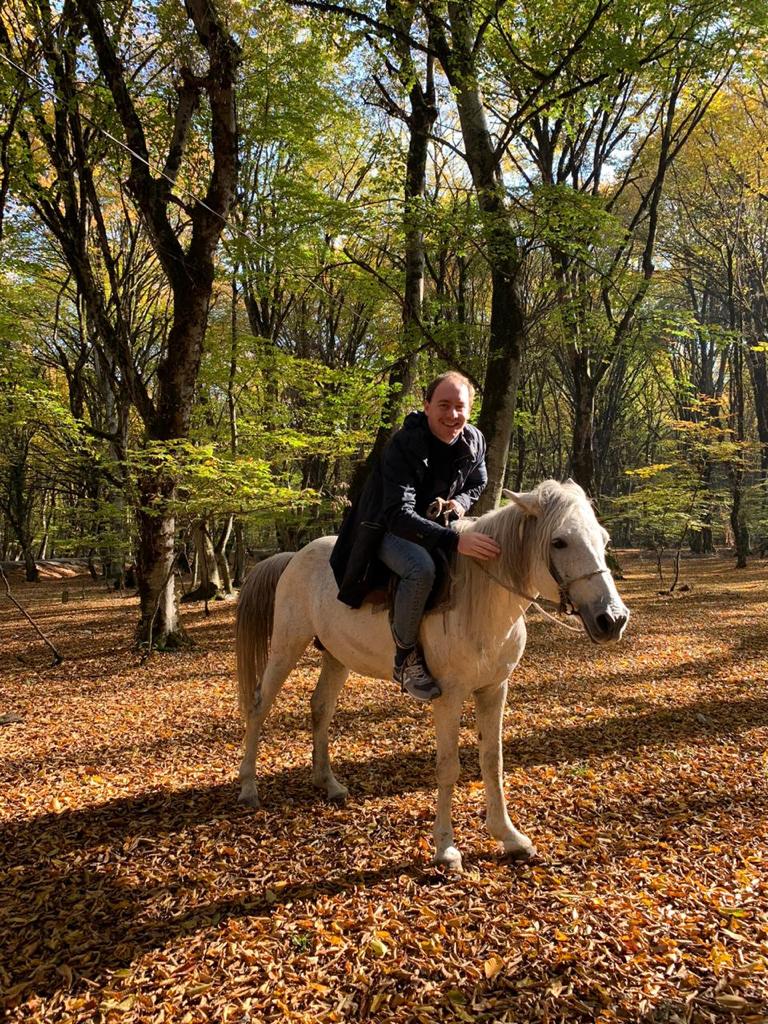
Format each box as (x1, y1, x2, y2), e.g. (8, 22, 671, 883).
(278, 535, 528, 688)
(282, 535, 336, 580)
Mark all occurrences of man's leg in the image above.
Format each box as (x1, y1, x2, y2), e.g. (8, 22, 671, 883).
(378, 533, 441, 701)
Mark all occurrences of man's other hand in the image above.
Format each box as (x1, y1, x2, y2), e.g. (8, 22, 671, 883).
(445, 499, 465, 519)
(457, 532, 501, 560)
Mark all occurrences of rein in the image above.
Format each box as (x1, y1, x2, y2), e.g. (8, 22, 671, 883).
(473, 560, 612, 634)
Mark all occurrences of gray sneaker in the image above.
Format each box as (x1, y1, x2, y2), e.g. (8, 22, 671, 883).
(393, 649, 442, 702)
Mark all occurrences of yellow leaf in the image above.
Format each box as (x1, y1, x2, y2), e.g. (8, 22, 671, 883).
(369, 992, 386, 1013)
(186, 983, 212, 996)
(484, 955, 504, 980)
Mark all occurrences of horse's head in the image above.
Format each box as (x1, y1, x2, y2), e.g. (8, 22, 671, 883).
(501, 481, 629, 644)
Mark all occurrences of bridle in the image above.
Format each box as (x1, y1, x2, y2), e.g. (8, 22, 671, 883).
(547, 561, 613, 616)
(474, 557, 612, 633)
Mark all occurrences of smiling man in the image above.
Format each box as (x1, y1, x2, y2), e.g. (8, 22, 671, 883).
(330, 371, 500, 702)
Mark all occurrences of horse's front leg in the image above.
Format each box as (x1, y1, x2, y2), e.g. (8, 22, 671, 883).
(431, 696, 464, 871)
(311, 651, 350, 803)
(474, 680, 537, 861)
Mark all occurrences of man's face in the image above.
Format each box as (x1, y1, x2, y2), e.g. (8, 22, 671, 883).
(424, 379, 471, 444)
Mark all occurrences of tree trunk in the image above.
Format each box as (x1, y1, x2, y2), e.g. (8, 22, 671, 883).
(182, 519, 222, 603)
(730, 335, 748, 569)
(22, 543, 39, 583)
(214, 515, 234, 596)
(75, 0, 239, 646)
(730, 487, 749, 568)
(233, 519, 246, 588)
(745, 338, 768, 498)
(443, 28, 525, 512)
(474, 264, 524, 511)
(349, 56, 436, 505)
(690, 524, 715, 555)
(569, 370, 597, 496)
(217, 549, 233, 595)
(513, 421, 527, 492)
(136, 473, 182, 646)
(37, 491, 53, 560)
(5, 458, 38, 582)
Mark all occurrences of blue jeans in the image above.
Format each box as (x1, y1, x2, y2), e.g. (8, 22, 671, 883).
(378, 532, 435, 649)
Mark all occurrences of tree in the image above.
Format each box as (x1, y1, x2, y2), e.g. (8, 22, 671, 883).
(658, 82, 768, 556)
(1, 0, 238, 645)
(503, 1, 754, 497)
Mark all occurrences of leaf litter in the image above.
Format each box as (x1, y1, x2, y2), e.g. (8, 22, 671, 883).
(0, 552, 766, 1022)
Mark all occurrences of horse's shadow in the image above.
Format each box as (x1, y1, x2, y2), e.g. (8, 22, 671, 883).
(5, 689, 767, 859)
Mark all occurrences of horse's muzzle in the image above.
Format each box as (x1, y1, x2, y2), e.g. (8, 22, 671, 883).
(579, 603, 629, 644)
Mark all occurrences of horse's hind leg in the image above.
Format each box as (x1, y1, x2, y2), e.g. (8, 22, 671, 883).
(238, 634, 310, 808)
(311, 651, 350, 803)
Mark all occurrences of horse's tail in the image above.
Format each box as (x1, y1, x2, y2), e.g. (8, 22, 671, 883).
(236, 552, 295, 718)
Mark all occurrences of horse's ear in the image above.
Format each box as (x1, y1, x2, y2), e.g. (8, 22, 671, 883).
(502, 489, 542, 518)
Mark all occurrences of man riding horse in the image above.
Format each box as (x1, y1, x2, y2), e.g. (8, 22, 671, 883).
(330, 371, 501, 703)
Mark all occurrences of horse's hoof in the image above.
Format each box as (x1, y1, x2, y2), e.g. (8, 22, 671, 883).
(502, 843, 538, 863)
(238, 791, 261, 809)
(433, 847, 463, 873)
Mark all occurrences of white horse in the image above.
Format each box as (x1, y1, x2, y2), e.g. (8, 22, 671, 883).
(236, 480, 629, 871)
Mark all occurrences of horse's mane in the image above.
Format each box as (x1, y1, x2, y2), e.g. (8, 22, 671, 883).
(451, 480, 589, 645)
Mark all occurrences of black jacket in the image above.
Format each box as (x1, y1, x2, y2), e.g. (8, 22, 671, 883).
(330, 412, 488, 607)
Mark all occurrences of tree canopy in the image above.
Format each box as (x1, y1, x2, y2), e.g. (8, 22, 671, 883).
(1, 0, 766, 640)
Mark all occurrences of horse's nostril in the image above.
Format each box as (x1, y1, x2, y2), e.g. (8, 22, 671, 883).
(596, 611, 627, 637)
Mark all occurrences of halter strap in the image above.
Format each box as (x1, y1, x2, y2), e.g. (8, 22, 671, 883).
(472, 562, 584, 633)
(473, 561, 612, 634)
(548, 564, 612, 616)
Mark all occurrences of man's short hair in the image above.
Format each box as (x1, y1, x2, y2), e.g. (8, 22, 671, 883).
(424, 371, 475, 407)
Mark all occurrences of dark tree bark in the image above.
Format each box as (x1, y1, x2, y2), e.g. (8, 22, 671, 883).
(427, 3, 526, 511)
(233, 520, 246, 589)
(349, 9, 438, 504)
(744, 302, 768, 491)
(517, 16, 737, 497)
(0, 432, 39, 582)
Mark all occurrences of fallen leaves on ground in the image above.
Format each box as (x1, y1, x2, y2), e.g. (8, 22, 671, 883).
(1, 553, 767, 1023)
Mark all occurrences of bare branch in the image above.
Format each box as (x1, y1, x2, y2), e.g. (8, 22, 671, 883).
(0, 566, 64, 666)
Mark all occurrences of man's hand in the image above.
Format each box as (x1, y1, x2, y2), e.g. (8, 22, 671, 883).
(427, 497, 467, 524)
(457, 532, 501, 560)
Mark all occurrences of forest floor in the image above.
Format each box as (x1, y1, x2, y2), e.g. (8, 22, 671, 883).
(1, 551, 767, 1024)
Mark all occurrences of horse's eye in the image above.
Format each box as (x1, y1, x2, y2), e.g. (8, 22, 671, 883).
(552, 538, 567, 550)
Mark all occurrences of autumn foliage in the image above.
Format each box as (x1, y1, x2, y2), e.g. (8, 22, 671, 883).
(1, 553, 766, 1022)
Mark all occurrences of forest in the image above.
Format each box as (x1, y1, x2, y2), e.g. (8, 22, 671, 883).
(1, 0, 767, 645)
(2, 4, 768, 1024)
